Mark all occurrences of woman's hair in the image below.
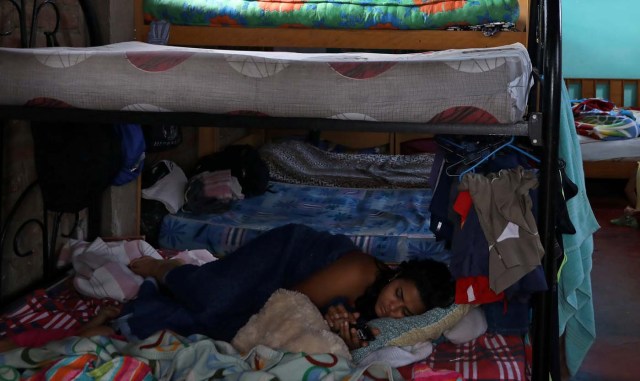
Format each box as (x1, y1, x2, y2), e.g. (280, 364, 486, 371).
(354, 258, 455, 321)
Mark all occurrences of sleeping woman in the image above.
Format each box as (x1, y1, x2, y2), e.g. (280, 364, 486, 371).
(123, 223, 456, 349)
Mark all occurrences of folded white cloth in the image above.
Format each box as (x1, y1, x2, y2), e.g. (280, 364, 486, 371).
(141, 160, 188, 214)
(71, 238, 218, 302)
(172, 249, 218, 266)
(443, 306, 487, 344)
(71, 238, 162, 302)
(357, 341, 433, 368)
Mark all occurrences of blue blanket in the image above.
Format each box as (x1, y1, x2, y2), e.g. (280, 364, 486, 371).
(125, 224, 358, 341)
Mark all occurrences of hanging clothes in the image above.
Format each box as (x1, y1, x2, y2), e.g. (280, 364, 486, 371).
(460, 167, 545, 294)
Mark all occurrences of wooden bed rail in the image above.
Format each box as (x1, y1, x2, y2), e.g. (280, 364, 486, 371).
(564, 78, 640, 108)
(133, 0, 530, 50)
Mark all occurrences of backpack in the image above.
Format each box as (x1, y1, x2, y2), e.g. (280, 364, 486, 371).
(31, 122, 123, 213)
(195, 145, 270, 197)
(112, 123, 146, 186)
(142, 124, 183, 152)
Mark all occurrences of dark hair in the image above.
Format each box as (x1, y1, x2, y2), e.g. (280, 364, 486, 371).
(354, 259, 455, 321)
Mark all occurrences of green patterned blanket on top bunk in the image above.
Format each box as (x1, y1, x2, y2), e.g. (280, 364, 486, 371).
(142, 0, 520, 30)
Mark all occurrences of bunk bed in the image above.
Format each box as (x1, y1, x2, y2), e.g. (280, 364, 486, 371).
(564, 78, 640, 180)
(0, 0, 576, 380)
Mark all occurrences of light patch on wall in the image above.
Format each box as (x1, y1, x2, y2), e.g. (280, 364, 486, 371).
(563, 0, 640, 79)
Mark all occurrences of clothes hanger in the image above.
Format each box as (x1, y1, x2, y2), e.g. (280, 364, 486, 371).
(455, 136, 540, 182)
(442, 136, 509, 178)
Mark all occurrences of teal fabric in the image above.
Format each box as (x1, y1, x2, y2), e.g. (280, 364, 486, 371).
(558, 83, 600, 375)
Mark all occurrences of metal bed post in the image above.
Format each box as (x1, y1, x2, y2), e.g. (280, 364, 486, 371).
(77, 0, 102, 46)
(532, 0, 562, 380)
(0, 123, 4, 305)
(0, 0, 60, 47)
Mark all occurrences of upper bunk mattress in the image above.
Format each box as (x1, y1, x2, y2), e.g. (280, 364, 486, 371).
(0, 41, 532, 124)
(142, 0, 520, 30)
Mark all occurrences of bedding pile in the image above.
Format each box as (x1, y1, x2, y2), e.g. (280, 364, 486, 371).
(0, 285, 530, 380)
(0, 331, 403, 380)
(142, 0, 520, 31)
(572, 98, 640, 140)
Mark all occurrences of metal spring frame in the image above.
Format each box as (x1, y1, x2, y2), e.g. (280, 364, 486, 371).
(0, 0, 102, 47)
(0, 1, 102, 306)
(1, 0, 60, 47)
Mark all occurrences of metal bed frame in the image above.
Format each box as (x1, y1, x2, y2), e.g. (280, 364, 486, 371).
(0, 1, 563, 380)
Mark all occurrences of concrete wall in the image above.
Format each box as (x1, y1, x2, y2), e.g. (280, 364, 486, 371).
(563, 0, 640, 79)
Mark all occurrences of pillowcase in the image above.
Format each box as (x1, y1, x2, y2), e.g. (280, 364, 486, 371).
(351, 303, 471, 363)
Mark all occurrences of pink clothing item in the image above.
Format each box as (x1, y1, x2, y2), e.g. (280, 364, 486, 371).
(198, 170, 244, 201)
(71, 238, 162, 302)
(74, 261, 144, 302)
(70, 237, 217, 302)
(412, 364, 463, 381)
(8, 327, 79, 347)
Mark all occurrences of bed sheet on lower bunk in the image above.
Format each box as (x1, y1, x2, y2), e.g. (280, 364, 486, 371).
(0, 286, 531, 380)
(159, 181, 446, 264)
(142, 0, 520, 30)
(0, 42, 532, 124)
(579, 135, 640, 161)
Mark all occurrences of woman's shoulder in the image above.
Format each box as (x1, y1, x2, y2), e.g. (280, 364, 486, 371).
(340, 251, 379, 270)
(291, 250, 382, 307)
(337, 251, 381, 284)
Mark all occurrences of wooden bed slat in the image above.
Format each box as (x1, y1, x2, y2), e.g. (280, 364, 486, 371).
(565, 78, 639, 108)
(582, 79, 596, 99)
(609, 80, 623, 107)
(136, 24, 527, 50)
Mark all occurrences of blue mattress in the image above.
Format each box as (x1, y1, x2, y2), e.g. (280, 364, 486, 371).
(158, 182, 446, 264)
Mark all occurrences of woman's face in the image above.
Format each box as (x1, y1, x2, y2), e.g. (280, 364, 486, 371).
(374, 278, 427, 318)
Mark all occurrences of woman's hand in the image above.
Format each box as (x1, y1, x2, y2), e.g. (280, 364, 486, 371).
(324, 304, 358, 332)
(336, 321, 380, 350)
(324, 304, 381, 349)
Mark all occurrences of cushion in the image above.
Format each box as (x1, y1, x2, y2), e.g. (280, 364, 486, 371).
(351, 303, 471, 363)
(232, 289, 351, 359)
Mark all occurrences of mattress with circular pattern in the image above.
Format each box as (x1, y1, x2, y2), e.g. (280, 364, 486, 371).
(0, 41, 532, 125)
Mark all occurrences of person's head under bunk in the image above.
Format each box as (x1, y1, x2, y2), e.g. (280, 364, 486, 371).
(123, 223, 456, 350)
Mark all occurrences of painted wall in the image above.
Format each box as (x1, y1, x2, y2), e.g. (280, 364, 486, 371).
(563, 0, 640, 79)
